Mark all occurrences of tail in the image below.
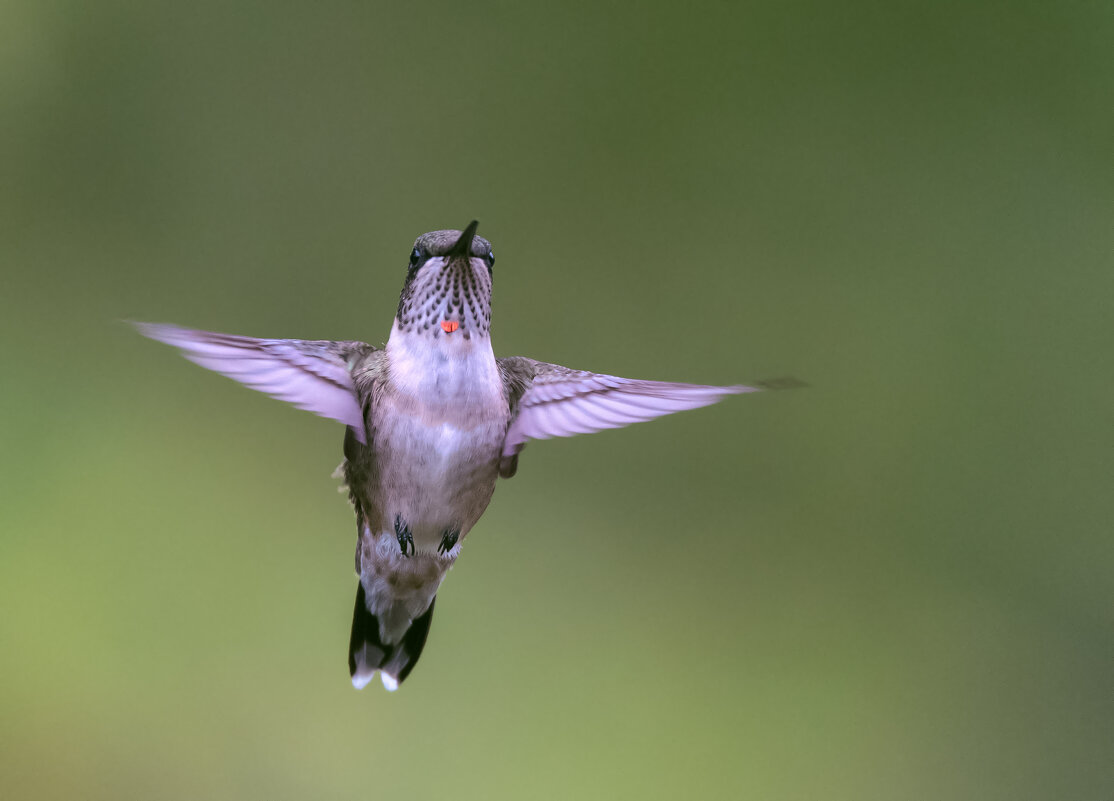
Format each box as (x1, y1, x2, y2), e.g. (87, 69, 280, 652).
(348, 582, 436, 691)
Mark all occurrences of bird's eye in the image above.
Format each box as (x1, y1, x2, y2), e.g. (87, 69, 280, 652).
(485, 251, 495, 271)
(409, 248, 422, 269)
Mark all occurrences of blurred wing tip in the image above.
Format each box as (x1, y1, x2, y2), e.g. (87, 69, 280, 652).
(131, 320, 194, 345)
(130, 320, 169, 337)
(751, 376, 809, 391)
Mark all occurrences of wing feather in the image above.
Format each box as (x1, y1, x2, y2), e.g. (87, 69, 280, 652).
(135, 322, 371, 442)
(499, 359, 758, 458)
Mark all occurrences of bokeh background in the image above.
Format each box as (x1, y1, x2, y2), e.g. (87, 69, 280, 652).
(2, 2, 1111, 799)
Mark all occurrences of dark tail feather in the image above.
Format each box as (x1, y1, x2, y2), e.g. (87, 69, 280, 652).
(348, 582, 436, 691)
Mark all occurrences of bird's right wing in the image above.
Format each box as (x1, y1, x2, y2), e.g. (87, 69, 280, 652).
(496, 357, 759, 476)
(135, 322, 374, 443)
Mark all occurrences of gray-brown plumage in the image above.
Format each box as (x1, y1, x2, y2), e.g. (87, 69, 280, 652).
(136, 221, 759, 690)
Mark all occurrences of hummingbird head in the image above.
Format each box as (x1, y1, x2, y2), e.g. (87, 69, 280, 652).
(395, 221, 495, 340)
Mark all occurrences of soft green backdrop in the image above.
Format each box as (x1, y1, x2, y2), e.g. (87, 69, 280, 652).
(2, 2, 1111, 799)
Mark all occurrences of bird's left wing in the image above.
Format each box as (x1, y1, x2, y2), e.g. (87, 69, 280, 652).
(135, 322, 373, 443)
(497, 357, 759, 475)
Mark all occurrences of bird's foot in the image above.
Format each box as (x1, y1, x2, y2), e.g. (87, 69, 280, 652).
(438, 527, 460, 555)
(394, 516, 414, 557)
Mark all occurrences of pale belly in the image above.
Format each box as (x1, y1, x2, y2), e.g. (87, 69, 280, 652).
(370, 410, 507, 554)
(353, 410, 508, 644)
(352, 330, 508, 644)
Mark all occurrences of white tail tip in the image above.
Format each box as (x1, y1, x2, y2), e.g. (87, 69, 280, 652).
(380, 672, 399, 692)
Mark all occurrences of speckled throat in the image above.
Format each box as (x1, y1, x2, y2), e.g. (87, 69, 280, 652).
(395, 225, 494, 340)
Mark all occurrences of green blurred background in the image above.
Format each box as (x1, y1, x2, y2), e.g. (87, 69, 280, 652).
(2, 1, 1111, 798)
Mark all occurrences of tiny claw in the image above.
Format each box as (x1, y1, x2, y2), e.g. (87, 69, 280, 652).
(438, 528, 460, 555)
(394, 515, 414, 557)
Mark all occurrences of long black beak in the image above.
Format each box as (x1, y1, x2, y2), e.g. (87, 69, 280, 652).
(446, 220, 479, 258)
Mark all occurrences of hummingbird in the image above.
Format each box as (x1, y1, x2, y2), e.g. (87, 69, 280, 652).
(136, 221, 760, 691)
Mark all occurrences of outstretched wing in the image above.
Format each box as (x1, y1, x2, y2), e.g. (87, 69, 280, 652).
(498, 357, 759, 468)
(135, 322, 372, 443)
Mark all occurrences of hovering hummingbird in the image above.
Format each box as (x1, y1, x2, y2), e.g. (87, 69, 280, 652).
(136, 221, 760, 691)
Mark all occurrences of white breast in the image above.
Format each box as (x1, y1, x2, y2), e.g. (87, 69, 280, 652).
(376, 325, 509, 551)
(386, 322, 504, 411)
